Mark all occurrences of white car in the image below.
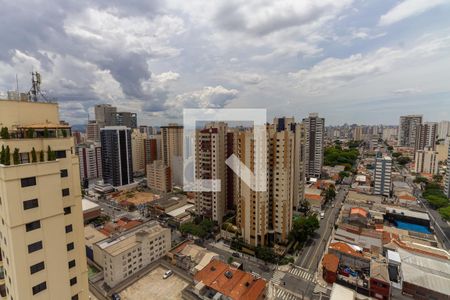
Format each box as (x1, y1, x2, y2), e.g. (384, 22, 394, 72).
(320, 212, 325, 219)
(163, 270, 173, 279)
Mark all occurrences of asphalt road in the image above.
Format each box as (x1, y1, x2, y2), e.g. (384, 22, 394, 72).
(281, 186, 348, 297)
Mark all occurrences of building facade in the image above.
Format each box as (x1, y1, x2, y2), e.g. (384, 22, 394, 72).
(131, 129, 146, 175)
(415, 122, 437, 151)
(414, 147, 439, 175)
(86, 120, 100, 143)
(94, 104, 117, 128)
(112, 112, 137, 129)
(161, 124, 183, 186)
(144, 135, 162, 165)
(147, 160, 172, 193)
(0, 99, 89, 300)
(100, 127, 133, 187)
(438, 121, 450, 140)
(398, 115, 422, 148)
(195, 123, 228, 224)
(76, 142, 102, 181)
(95, 222, 170, 288)
(445, 143, 450, 198)
(373, 155, 392, 197)
(303, 113, 325, 178)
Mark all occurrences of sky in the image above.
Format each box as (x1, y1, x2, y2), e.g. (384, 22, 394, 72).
(0, 0, 449, 126)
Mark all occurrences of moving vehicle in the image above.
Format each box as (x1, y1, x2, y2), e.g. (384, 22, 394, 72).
(320, 212, 325, 219)
(163, 270, 173, 279)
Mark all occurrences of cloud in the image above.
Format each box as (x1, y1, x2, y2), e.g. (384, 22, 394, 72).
(168, 86, 238, 109)
(236, 73, 263, 85)
(392, 88, 422, 95)
(289, 34, 450, 95)
(379, 0, 446, 26)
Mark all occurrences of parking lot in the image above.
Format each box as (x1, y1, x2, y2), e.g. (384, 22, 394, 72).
(120, 267, 189, 300)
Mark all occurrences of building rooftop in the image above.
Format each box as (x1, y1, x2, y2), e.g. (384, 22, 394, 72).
(330, 283, 356, 300)
(370, 261, 390, 283)
(97, 221, 167, 257)
(349, 207, 368, 218)
(194, 259, 266, 300)
(82, 199, 100, 212)
(384, 206, 430, 221)
(84, 226, 108, 248)
(329, 242, 366, 258)
(167, 204, 195, 218)
(398, 247, 450, 296)
(322, 254, 339, 273)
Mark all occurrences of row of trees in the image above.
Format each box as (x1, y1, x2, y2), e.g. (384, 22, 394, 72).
(0, 146, 56, 165)
(415, 176, 450, 221)
(324, 145, 359, 170)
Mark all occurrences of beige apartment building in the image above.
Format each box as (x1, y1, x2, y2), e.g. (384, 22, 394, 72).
(195, 122, 228, 224)
(0, 99, 88, 300)
(161, 124, 183, 186)
(235, 118, 305, 246)
(146, 160, 172, 193)
(414, 147, 439, 175)
(93, 221, 170, 287)
(131, 128, 147, 175)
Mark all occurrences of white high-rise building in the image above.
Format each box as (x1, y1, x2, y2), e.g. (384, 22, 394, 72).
(444, 143, 450, 198)
(438, 121, 450, 140)
(303, 113, 325, 178)
(373, 155, 392, 197)
(76, 142, 102, 181)
(398, 115, 422, 147)
(414, 147, 439, 175)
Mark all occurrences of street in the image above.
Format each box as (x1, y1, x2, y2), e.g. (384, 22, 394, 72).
(278, 186, 348, 298)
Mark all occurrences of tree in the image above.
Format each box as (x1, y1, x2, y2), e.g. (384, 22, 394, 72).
(255, 246, 277, 263)
(387, 146, 394, 151)
(47, 145, 56, 161)
(392, 152, 402, 158)
(438, 206, 450, 221)
(13, 148, 20, 165)
(31, 147, 37, 163)
(62, 129, 68, 138)
(4, 146, 10, 165)
(43, 128, 49, 138)
(414, 176, 429, 184)
(397, 156, 411, 166)
(39, 150, 45, 162)
(298, 200, 311, 214)
(0, 145, 5, 164)
(26, 128, 35, 138)
(0, 127, 10, 139)
(325, 185, 336, 203)
(289, 215, 320, 243)
(433, 174, 443, 183)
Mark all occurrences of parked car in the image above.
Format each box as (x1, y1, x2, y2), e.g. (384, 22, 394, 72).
(320, 212, 325, 219)
(111, 293, 121, 300)
(232, 252, 241, 258)
(163, 270, 173, 279)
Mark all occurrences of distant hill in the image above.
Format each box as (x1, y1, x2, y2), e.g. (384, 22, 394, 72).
(71, 124, 86, 133)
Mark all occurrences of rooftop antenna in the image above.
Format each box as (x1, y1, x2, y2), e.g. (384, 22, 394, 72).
(29, 71, 41, 102)
(15, 74, 19, 93)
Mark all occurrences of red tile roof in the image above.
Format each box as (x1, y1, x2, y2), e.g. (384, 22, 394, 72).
(194, 260, 266, 300)
(322, 254, 339, 272)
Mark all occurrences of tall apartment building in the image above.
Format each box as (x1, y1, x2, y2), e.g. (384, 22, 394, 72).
(438, 121, 450, 139)
(382, 127, 398, 141)
(234, 130, 270, 247)
(0, 99, 88, 300)
(161, 124, 183, 186)
(414, 147, 439, 175)
(398, 115, 422, 147)
(353, 126, 363, 141)
(131, 129, 147, 175)
(195, 122, 228, 224)
(147, 160, 172, 193)
(100, 127, 133, 187)
(303, 113, 325, 178)
(113, 112, 137, 129)
(373, 155, 392, 197)
(144, 135, 162, 165)
(235, 118, 305, 246)
(94, 221, 170, 288)
(445, 143, 450, 198)
(95, 104, 117, 128)
(415, 122, 438, 151)
(86, 120, 100, 142)
(76, 142, 102, 181)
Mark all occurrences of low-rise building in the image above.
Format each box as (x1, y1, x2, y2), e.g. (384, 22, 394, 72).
(191, 259, 267, 300)
(147, 160, 172, 193)
(82, 198, 101, 223)
(94, 221, 171, 287)
(168, 241, 219, 274)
